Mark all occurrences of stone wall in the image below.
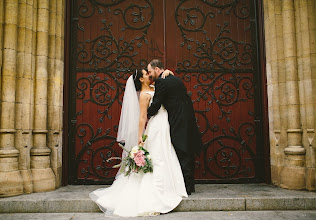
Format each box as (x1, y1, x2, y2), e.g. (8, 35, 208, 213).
(0, 0, 315, 198)
(264, 0, 316, 190)
(0, 0, 64, 197)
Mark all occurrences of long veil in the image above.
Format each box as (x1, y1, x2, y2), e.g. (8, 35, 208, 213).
(116, 75, 140, 176)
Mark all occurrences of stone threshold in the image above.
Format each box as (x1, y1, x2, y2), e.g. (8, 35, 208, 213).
(0, 184, 315, 213)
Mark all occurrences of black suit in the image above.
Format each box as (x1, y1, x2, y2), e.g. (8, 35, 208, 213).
(147, 74, 202, 193)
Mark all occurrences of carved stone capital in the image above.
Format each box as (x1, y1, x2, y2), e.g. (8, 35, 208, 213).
(30, 147, 51, 156)
(287, 129, 303, 133)
(284, 146, 306, 155)
(0, 148, 19, 158)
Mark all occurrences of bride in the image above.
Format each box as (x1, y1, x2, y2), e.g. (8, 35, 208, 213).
(90, 68, 188, 217)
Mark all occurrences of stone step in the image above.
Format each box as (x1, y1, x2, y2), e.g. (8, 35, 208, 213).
(1, 211, 316, 220)
(0, 184, 315, 213)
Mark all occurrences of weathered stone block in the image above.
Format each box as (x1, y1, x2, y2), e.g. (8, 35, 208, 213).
(37, 8, 49, 32)
(306, 168, 316, 191)
(311, 55, 316, 78)
(0, 156, 19, 172)
(55, 36, 62, 60)
(16, 53, 25, 78)
(175, 198, 245, 212)
(20, 169, 33, 194)
(48, 38, 56, 59)
(49, 13, 56, 36)
(4, 0, 18, 25)
(0, 133, 15, 149)
(286, 105, 301, 127)
(18, 1, 27, 28)
(31, 168, 56, 192)
(38, 0, 49, 9)
(49, 0, 57, 13)
(33, 109, 47, 129)
(246, 197, 305, 210)
(1, 76, 16, 102)
(304, 104, 315, 127)
(4, 24, 18, 50)
(31, 155, 51, 169)
(309, 30, 316, 54)
(33, 132, 48, 148)
(279, 105, 288, 128)
(2, 49, 17, 77)
(0, 170, 23, 197)
(35, 57, 49, 79)
(305, 197, 316, 209)
(22, 52, 33, 78)
(25, 3, 34, 29)
(14, 103, 25, 130)
(52, 166, 62, 189)
(280, 166, 306, 189)
(15, 132, 31, 169)
(271, 165, 282, 186)
(17, 28, 26, 53)
(36, 31, 49, 56)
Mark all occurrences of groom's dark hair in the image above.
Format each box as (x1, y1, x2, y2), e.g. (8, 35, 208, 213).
(149, 59, 164, 69)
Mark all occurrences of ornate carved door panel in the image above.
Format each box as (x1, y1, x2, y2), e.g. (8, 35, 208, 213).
(69, 0, 264, 184)
(69, 0, 164, 184)
(165, 0, 264, 181)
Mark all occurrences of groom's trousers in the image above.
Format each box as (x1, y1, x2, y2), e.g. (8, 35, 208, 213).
(174, 148, 195, 194)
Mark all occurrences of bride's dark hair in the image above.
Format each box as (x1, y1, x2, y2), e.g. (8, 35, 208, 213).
(133, 68, 147, 91)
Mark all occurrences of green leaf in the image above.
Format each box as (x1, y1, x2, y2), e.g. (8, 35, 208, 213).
(142, 134, 148, 142)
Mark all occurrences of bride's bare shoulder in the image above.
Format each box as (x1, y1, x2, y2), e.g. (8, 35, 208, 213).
(139, 92, 151, 100)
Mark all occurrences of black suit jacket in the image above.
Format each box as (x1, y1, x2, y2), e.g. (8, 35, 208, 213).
(147, 74, 202, 155)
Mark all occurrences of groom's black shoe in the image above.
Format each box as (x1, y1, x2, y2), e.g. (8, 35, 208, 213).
(186, 189, 191, 195)
(191, 184, 195, 193)
(185, 184, 195, 195)
(185, 184, 192, 195)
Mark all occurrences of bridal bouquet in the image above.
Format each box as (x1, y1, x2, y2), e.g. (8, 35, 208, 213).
(108, 135, 153, 176)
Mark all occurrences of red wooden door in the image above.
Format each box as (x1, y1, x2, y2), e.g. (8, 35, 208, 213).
(69, 0, 265, 184)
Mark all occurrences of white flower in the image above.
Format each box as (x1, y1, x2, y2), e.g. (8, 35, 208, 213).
(147, 154, 151, 160)
(131, 146, 138, 154)
(130, 146, 138, 158)
(130, 151, 134, 158)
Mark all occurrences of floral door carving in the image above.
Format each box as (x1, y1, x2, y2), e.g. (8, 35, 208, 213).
(69, 0, 265, 184)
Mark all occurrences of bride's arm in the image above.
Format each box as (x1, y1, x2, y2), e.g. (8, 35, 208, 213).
(161, 69, 174, 79)
(138, 93, 151, 145)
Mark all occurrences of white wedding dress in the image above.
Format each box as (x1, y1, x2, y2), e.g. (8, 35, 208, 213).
(90, 91, 188, 217)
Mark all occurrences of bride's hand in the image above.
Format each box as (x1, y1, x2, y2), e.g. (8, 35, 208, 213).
(138, 136, 144, 146)
(161, 69, 174, 79)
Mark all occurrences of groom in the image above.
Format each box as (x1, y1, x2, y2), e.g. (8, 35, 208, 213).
(147, 59, 202, 195)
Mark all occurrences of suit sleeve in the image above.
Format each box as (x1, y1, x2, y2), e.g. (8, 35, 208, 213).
(147, 78, 167, 117)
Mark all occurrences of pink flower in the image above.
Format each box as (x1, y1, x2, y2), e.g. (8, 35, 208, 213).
(134, 151, 146, 167)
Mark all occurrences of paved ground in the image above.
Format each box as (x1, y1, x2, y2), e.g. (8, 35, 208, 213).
(1, 184, 315, 213)
(1, 211, 316, 220)
(1, 183, 315, 220)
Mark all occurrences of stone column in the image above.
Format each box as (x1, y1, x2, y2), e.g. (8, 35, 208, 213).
(0, 0, 23, 197)
(55, 0, 65, 188)
(307, 0, 316, 191)
(264, 0, 283, 185)
(297, 0, 316, 190)
(0, 0, 3, 90)
(30, 0, 56, 192)
(57, 0, 65, 187)
(47, 0, 63, 188)
(279, 0, 306, 189)
(15, 0, 36, 194)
